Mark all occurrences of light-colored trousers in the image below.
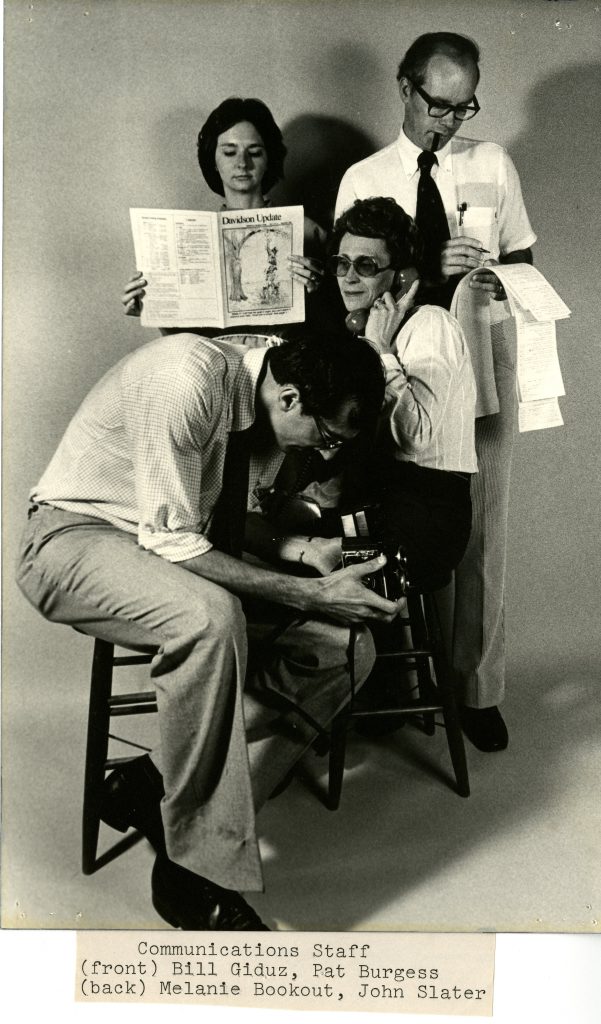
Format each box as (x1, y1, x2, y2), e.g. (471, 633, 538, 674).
(17, 505, 375, 892)
(446, 320, 517, 708)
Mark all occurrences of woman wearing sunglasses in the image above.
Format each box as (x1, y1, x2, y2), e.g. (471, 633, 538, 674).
(328, 196, 477, 591)
(121, 97, 326, 335)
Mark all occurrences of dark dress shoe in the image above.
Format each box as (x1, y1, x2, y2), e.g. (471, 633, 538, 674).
(460, 706, 509, 752)
(151, 856, 270, 930)
(99, 754, 166, 853)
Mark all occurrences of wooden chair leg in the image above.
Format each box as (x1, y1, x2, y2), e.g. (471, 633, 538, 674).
(407, 592, 436, 735)
(440, 698, 470, 798)
(82, 639, 115, 874)
(424, 594, 470, 798)
(327, 712, 349, 811)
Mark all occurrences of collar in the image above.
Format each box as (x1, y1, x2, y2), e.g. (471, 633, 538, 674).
(230, 345, 269, 432)
(220, 197, 270, 212)
(396, 127, 454, 179)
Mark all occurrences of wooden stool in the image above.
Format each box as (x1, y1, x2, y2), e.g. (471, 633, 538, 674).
(82, 638, 157, 875)
(326, 588, 470, 810)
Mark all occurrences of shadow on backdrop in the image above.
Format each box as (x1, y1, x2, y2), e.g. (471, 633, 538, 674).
(508, 61, 601, 299)
(271, 115, 377, 228)
(270, 39, 384, 228)
(150, 107, 377, 233)
(255, 656, 601, 930)
(506, 61, 601, 616)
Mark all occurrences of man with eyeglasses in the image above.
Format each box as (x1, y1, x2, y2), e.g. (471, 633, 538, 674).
(336, 33, 537, 754)
(17, 328, 401, 930)
(336, 32, 535, 304)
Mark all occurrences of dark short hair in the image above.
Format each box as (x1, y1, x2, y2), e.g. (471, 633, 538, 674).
(266, 328, 385, 432)
(330, 197, 422, 271)
(396, 32, 480, 87)
(197, 97, 287, 196)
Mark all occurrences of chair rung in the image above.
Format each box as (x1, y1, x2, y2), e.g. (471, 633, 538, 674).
(110, 704, 158, 717)
(105, 755, 144, 770)
(351, 703, 442, 718)
(109, 691, 157, 707)
(113, 655, 155, 666)
(377, 648, 432, 658)
(108, 690, 157, 716)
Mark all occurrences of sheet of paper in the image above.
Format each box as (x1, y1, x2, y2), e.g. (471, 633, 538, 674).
(492, 264, 571, 321)
(217, 205, 305, 328)
(450, 276, 500, 418)
(518, 397, 564, 433)
(130, 208, 224, 328)
(452, 266, 568, 432)
(516, 317, 566, 402)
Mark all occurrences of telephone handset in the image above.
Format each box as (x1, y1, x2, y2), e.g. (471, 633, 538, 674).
(344, 266, 419, 335)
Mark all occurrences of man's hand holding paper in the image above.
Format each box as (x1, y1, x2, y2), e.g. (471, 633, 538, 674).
(441, 235, 490, 280)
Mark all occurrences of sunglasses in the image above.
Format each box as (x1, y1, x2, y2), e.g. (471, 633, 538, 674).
(328, 254, 394, 279)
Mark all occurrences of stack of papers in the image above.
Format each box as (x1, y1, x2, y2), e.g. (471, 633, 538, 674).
(491, 264, 570, 432)
(453, 263, 570, 433)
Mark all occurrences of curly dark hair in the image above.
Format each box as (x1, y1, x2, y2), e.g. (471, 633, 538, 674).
(330, 197, 422, 271)
(197, 97, 287, 197)
(396, 32, 480, 87)
(266, 328, 385, 432)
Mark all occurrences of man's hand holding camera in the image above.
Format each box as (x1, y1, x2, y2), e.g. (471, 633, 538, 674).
(278, 536, 403, 623)
(307, 553, 405, 624)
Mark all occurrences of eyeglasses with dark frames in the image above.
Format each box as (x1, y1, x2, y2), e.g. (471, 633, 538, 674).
(328, 254, 394, 279)
(313, 414, 346, 451)
(406, 78, 480, 121)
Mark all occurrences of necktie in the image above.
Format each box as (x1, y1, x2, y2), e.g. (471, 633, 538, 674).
(415, 150, 454, 309)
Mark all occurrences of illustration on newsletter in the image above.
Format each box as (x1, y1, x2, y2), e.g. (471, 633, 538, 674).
(223, 223, 293, 313)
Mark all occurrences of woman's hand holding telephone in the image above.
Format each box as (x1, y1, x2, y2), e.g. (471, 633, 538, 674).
(356, 270, 420, 354)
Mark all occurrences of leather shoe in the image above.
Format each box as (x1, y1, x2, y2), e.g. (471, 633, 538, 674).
(460, 705, 508, 752)
(151, 856, 270, 930)
(99, 754, 166, 853)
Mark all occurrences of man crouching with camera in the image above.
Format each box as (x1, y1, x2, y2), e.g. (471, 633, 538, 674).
(17, 327, 406, 931)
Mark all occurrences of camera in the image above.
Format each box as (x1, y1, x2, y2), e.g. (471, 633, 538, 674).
(340, 508, 410, 600)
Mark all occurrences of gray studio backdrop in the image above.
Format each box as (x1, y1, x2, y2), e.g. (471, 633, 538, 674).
(2, 0, 600, 925)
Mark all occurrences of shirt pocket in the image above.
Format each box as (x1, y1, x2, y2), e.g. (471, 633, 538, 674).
(455, 182, 499, 257)
(457, 205, 500, 257)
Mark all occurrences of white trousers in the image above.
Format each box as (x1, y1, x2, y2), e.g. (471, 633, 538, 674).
(447, 319, 517, 708)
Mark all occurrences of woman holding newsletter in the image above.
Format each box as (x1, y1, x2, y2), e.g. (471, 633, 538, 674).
(122, 97, 325, 331)
(329, 196, 478, 591)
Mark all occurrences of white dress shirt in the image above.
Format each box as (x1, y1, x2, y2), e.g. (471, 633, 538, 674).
(382, 304, 478, 473)
(336, 129, 536, 260)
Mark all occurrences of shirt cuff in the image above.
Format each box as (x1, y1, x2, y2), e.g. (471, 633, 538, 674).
(381, 353, 404, 375)
(500, 231, 537, 257)
(138, 528, 213, 563)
